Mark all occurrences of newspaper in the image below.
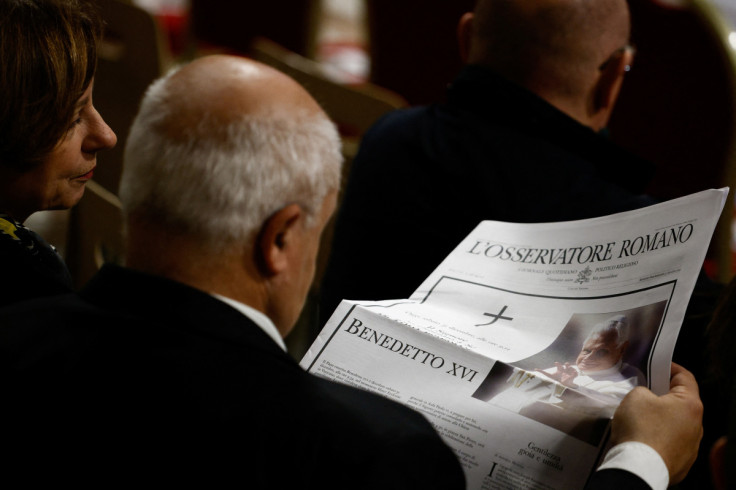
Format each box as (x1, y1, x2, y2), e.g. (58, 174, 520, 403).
(300, 188, 728, 489)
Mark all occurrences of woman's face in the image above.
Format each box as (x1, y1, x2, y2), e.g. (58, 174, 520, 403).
(9, 79, 117, 220)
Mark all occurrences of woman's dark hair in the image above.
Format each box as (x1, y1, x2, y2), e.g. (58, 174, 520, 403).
(0, 0, 102, 170)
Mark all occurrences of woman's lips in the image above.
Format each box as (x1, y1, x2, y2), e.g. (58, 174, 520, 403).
(76, 168, 95, 180)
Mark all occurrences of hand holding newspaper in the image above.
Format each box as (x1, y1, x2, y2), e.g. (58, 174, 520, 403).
(301, 188, 728, 489)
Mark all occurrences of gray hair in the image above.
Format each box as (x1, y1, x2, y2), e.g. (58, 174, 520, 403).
(587, 314, 629, 348)
(120, 68, 343, 250)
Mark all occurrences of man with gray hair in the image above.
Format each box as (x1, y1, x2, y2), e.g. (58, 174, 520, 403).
(0, 54, 702, 489)
(0, 55, 465, 488)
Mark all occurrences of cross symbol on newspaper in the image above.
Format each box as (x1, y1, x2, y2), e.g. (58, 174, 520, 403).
(475, 305, 514, 326)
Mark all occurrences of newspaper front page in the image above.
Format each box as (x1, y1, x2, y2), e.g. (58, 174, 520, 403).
(300, 189, 728, 489)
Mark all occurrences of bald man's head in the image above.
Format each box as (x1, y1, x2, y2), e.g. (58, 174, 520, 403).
(468, 0, 630, 90)
(462, 0, 632, 128)
(120, 55, 342, 250)
(159, 55, 326, 140)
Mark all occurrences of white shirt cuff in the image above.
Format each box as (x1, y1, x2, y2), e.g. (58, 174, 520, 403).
(596, 441, 669, 490)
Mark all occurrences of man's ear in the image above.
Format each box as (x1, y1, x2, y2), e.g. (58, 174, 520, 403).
(710, 436, 728, 490)
(257, 204, 303, 275)
(457, 12, 474, 64)
(591, 48, 634, 129)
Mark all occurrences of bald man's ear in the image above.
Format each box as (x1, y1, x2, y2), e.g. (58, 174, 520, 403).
(458, 12, 474, 64)
(257, 204, 303, 276)
(591, 48, 634, 130)
(710, 436, 728, 490)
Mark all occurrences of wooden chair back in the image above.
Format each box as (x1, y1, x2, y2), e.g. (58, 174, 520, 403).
(65, 180, 125, 289)
(92, 0, 171, 193)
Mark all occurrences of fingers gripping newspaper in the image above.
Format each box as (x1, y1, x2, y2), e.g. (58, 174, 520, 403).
(301, 189, 728, 489)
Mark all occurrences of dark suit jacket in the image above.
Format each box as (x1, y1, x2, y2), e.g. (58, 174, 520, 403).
(0, 265, 465, 489)
(320, 65, 657, 325)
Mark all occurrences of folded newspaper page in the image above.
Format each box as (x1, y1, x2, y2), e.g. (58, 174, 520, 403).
(301, 188, 728, 489)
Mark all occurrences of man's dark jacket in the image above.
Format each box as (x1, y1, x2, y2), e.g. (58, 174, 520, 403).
(0, 265, 466, 489)
(320, 65, 656, 324)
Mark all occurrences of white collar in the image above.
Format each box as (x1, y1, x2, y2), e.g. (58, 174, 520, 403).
(211, 293, 287, 352)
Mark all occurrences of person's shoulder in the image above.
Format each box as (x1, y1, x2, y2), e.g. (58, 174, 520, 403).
(370, 105, 431, 128)
(344, 105, 438, 192)
(296, 374, 466, 488)
(290, 372, 438, 444)
(302, 373, 425, 427)
(0, 292, 132, 373)
(361, 105, 433, 144)
(0, 291, 104, 326)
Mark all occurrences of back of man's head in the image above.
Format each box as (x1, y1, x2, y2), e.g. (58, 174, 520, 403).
(464, 0, 631, 127)
(120, 55, 342, 252)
